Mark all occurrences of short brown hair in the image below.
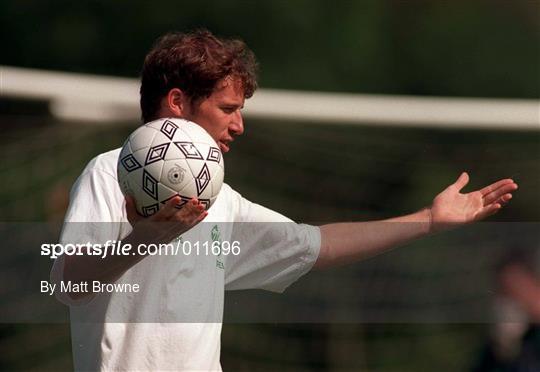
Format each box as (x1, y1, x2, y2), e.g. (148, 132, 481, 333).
(140, 29, 258, 123)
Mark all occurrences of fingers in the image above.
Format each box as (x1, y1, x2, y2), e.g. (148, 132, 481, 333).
(174, 198, 207, 224)
(483, 182, 518, 205)
(153, 196, 207, 222)
(475, 203, 502, 221)
(157, 196, 185, 219)
(129, 195, 208, 245)
(497, 193, 513, 205)
(475, 186, 516, 221)
(452, 172, 469, 191)
(158, 199, 206, 241)
(480, 178, 516, 197)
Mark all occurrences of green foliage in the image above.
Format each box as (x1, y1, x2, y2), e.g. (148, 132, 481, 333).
(2, 1, 538, 97)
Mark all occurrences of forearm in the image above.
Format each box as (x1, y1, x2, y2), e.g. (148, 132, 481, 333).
(61, 226, 172, 300)
(63, 234, 144, 284)
(314, 208, 431, 269)
(59, 198, 206, 301)
(60, 236, 144, 300)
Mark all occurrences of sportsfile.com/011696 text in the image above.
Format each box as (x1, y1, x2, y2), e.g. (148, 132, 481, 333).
(41, 240, 241, 259)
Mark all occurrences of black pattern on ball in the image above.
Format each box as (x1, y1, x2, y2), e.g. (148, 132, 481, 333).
(160, 120, 179, 140)
(160, 194, 191, 209)
(145, 143, 170, 165)
(195, 163, 211, 196)
(142, 203, 160, 217)
(206, 147, 221, 163)
(120, 154, 142, 172)
(142, 169, 159, 200)
(174, 142, 204, 160)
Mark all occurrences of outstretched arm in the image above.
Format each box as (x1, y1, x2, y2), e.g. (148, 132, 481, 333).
(314, 172, 517, 269)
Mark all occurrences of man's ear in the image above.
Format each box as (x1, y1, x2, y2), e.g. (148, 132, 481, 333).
(165, 88, 189, 117)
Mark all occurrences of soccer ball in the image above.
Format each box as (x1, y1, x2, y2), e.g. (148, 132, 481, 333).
(117, 118, 224, 217)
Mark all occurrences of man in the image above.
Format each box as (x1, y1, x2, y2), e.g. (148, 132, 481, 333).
(52, 29, 517, 371)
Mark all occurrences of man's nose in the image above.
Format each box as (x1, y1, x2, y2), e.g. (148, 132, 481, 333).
(230, 111, 244, 135)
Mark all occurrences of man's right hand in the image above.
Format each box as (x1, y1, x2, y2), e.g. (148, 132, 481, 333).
(125, 195, 208, 245)
(62, 196, 208, 300)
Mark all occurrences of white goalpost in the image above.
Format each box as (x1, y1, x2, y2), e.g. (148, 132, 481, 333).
(1, 65, 539, 130)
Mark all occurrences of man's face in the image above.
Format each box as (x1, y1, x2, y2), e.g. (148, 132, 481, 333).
(183, 78, 245, 153)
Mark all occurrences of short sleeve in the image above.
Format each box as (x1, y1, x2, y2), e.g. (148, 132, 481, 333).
(63, 166, 126, 223)
(224, 190, 321, 293)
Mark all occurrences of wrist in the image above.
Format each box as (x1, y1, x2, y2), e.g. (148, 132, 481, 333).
(423, 207, 433, 234)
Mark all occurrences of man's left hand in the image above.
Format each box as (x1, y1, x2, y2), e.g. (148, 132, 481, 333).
(430, 172, 518, 232)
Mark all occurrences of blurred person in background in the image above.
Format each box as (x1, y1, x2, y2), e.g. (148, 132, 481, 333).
(473, 249, 540, 371)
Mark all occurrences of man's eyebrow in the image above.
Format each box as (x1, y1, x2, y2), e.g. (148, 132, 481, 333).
(220, 102, 243, 108)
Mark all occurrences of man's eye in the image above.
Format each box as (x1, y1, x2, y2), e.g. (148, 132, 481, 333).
(222, 107, 235, 114)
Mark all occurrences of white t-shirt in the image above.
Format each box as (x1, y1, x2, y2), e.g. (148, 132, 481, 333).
(51, 148, 320, 371)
